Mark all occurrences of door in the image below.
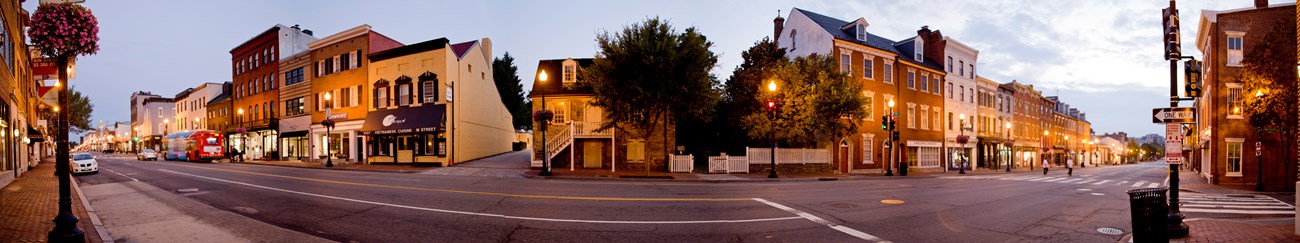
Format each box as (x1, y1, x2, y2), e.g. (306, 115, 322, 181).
(583, 104, 603, 135)
(583, 140, 602, 168)
(838, 139, 850, 173)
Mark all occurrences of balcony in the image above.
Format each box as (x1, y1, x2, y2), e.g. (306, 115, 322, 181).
(572, 121, 612, 138)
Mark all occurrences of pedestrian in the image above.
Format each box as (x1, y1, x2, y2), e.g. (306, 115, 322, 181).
(1042, 158, 1050, 175)
(1066, 158, 1074, 176)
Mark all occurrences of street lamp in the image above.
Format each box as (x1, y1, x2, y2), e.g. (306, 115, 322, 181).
(1040, 130, 1048, 170)
(323, 92, 335, 168)
(957, 113, 969, 174)
(237, 108, 244, 162)
(766, 79, 779, 179)
(133, 126, 139, 153)
(538, 70, 552, 176)
(1255, 89, 1264, 191)
(1005, 122, 1012, 172)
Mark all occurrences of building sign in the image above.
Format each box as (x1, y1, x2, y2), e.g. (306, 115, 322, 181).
(1165, 123, 1182, 164)
(326, 113, 347, 120)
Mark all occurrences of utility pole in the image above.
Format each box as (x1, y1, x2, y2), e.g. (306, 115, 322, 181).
(1162, 0, 1190, 237)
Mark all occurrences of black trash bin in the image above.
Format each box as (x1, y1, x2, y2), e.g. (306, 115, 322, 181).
(1127, 188, 1169, 243)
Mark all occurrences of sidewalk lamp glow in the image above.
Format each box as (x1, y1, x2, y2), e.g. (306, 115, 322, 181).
(766, 79, 780, 179)
(537, 70, 552, 176)
(888, 99, 895, 108)
(767, 80, 777, 92)
(1255, 89, 1263, 97)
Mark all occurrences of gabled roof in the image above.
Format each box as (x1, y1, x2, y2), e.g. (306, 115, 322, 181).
(892, 37, 945, 71)
(450, 40, 477, 60)
(794, 8, 898, 54)
(529, 58, 596, 97)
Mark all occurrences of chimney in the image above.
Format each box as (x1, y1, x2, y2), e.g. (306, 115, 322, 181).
(918, 25, 931, 37)
(1255, 0, 1267, 8)
(302, 29, 313, 36)
(290, 24, 300, 30)
(773, 10, 785, 44)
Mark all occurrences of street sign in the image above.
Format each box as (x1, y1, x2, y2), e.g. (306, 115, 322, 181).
(1256, 141, 1262, 156)
(1153, 107, 1196, 123)
(1165, 123, 1183, 164)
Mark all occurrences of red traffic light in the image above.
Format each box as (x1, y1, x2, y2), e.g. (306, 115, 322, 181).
(766, 100, 776, 109)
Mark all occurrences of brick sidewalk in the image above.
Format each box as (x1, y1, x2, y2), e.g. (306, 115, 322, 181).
(0, 161, 102, 243)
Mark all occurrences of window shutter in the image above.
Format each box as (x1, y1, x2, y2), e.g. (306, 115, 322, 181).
(372, 89, 379, 109)
(354, 85, 362, 107)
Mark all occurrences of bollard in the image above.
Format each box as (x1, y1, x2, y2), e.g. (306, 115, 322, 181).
(1128, 188, 1169, 242)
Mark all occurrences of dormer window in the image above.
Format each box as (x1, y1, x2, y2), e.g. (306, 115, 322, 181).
(856, 24, 866, 41)
(562, 59, 577, 83)
(914, 38, 925, 61)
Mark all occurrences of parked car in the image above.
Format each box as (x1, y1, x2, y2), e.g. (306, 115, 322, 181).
(137, 149, 158, 161)
(71, 153, 99, 174)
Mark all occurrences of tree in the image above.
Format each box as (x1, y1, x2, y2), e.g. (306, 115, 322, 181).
(715, 37, 787, 153)
(740, 54, 865, 147)
(581, 17, 719, 174)
(67, 86, 94, 134)
(492, 52, 531, 130)
(1239, 20, 1298, 190)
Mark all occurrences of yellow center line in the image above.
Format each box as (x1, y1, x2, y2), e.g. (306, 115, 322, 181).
(164, 163, 751, 202)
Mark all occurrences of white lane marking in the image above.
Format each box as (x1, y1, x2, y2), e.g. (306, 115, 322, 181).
(1024, 177, 1051, 182)
(1180, 208, 1296, 215)
(1146, 183, 1160, 188)
(1181, 204, 1294, 210)
(1042, 177, 1068, 182)
(103, 168, 139, 182)
(753, 198, 885, 242)
(1131, 181, 1146, 187)
(158, 169, 803, 224)
(1059, 178, 1083, 183)
(1093, 180, 1111, 185)
(1074, 179, 1095, 184)
(1119, 181, 1129, 186)
(1181, 201, 1291, 206)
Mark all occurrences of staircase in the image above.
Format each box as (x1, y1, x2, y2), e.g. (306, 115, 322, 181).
(532, 124, 574, 167)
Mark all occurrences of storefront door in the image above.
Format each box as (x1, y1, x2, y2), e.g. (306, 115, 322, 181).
(583, 140, 602, 168)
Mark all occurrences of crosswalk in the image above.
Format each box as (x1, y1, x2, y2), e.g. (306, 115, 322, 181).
(1180, 192, 1296, 216)
(940, 174, 1168, 188)
(1134, 164, 1170, 168)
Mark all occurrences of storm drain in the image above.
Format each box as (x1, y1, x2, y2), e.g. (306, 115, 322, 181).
(176, 188, 199, 193)
(1097, 227, 1123, 235)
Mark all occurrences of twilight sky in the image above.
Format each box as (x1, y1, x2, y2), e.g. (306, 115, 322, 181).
(22, 0, 1289, 137)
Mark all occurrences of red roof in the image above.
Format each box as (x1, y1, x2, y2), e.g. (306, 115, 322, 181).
(450, 40, 477, 59)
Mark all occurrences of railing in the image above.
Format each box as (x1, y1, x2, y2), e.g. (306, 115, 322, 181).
(707, 153, 749, 173)
(746, 147, 830, 164)
(670, 154, 693, 173)
(572, 121, 613, 137)
(544, 125, 573, 160)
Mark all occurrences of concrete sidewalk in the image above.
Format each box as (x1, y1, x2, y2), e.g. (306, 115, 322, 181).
(0, 160, 107, 242)
(79, 180, 328, 242)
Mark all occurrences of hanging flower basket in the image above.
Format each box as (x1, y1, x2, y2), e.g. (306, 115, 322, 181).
(235, 127, 247, 134)
(29, 2, 100, 58)
(533, 110, 554, 122)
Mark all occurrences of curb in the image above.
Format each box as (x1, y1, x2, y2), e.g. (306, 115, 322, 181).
(230, 161, 429, 174)
(519, 173, 938, 183)
(72, 177, 114, 243)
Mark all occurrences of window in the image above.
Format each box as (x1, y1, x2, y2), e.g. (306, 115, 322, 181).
(270, 48, 275, 61)
(840, 54, 852, 74)
(970, 64, 975, 79)
(421, 77, 436, 103)
(948, 83, 953, 98)
(920, 74, 929, 91)
(932, 75, 940, 94)
(863, 59, 874, 79)
(286, 97, 305, 116)
(959, 60, 965, 77)
(947, 56, 952, 72)
(862, 137, 874, 164)
(627, 139, 646, 162)
(353, 50, 363, 69)
(959, 86, 965, 101)
(914, 38, 924, 61)
(1226, 34, 1244, 66)
(286, 67, 304, 86)
(551, 101, 567, 123)
(863, 96, 874, 119)
(377, 87, 389, 108)
(353, 85, 362, 107)
(948, 112, 953, 130)
(562, 62, 576, 83)
(856, 24, 866, 41)
(398, 84, 411, 106)
(340, 87, 351, 108)
(340, 53, 351, 71)
(920, 106, 929, 130)
(1227, 86, 1243, 118)
(907, 105, 916, 128)
(932, 110, 940, 131)
(883, 64, 893, 83)
(789, 29, 797, 48)
(907, 70, 915, 89)
(1226, 140, 1242, 176)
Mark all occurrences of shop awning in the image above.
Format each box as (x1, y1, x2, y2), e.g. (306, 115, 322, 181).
(361, 104, 446, 135)
(27, 127, 44, 143)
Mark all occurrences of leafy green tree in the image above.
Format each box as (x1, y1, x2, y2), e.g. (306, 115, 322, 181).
(492, 52, 531, 130)
(715, 37, 787, 153)
(741, 54, 865, 147)
(1240, 20, 1298, 188)
(67, 86, 94, 134)
(581, 17, 719, 173)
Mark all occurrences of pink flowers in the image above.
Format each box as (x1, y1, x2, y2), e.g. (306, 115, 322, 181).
(29, 2, 100, 58)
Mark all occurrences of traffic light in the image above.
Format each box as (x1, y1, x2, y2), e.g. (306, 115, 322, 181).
(891, 131, 900, 141)
(766, 100, 776, 110)
(1163, 7, 1181, 60)
(1182, 124, 1195, 137)
(888, 115, 897, 131)
(881, 116, 889, 130)
(1184, 59, 1202, 97)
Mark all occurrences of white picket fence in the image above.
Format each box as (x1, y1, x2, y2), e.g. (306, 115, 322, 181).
(707, 154, 750, 173)
(745, 147, 830, 165)
(670, 155, 694, 173)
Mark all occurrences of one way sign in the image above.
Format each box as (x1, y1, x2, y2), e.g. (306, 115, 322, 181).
(1153, 107, 1196, 123)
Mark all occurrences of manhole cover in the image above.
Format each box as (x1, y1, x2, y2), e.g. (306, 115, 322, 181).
(1097, 227, 1123, 235)
(880, 199, 905, 205)
(176, 188, 199, 193)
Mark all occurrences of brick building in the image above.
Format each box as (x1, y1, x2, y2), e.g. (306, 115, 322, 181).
(306, 24, 401, 163)
(229, 24, 316, 160)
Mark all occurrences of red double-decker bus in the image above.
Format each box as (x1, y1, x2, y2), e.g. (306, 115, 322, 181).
(164, 130, 224, 162)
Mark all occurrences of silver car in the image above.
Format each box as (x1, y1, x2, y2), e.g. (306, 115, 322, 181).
(137, 149, 158, 161)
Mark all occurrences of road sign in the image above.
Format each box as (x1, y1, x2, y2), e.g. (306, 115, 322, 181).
(1165, 123, 1182, 164)
(1256, 141, 1262, 156)
(1153, 107, 1196, 123)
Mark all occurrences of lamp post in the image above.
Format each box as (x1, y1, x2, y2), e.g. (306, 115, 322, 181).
(957, 113, 969, 174)
(1255, 90, 1264, 191)
(538, 70, 552, 176)
(766, 80, 779, 179)
(237, 108, 244, 162)
(162, 119, 169, 159)
(323, 92, 335, 167)
(1040, 130, 1048, 170)
(1005, 122, 1013, 172)
(886, 99, 895, 176)
(133, 126, 139, 153)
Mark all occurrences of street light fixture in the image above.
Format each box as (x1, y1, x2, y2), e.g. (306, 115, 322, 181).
(236, 108, 244, 162)
(766, 79, 779, 179)
(538, 70, 552, 176)
(1005, 122, 1012, 172)
(957, 113, 969, 174)
(886, 99, 896, 176)
(323, 92, 335, 168)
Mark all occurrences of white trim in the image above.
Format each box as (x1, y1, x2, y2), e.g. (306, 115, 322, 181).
(308, 25, 371, 49)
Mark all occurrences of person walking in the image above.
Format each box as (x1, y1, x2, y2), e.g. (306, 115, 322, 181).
(1042, 157, 1050, 175)
(1066, 158, 1074, 176)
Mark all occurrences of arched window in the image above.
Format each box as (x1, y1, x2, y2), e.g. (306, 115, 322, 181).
(419, 72, 439, 103)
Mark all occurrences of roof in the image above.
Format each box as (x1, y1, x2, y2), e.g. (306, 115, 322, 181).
(529, 58, 596, 97)
(230, 24, 286, 53)
(794, 8, 899, 54)
(892, 38, 946, 71)
(367, 38, 450, 63)
(450, 40, 477, 60)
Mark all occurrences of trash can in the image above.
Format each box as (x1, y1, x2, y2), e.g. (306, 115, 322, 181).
(1128, 188, 1169, 243)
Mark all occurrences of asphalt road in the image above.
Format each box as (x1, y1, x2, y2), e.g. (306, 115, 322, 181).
(73, 153, 1282, 243)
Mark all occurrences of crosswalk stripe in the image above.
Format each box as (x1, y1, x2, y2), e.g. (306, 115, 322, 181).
(1146, 183, 1160, 188)
(1132, 181, 1146, 187)
(1075, 179, 1094, 184)
(1183, 201, 1289, 206)
(1043, 178, 1068, 182)
(1180, 208, 1295, 215)
(1093, 180, 1111, 185)
(1059, 178, 1082, 183)
(1026, 177, 1052, 182)
(1182, 204, 1294, 210)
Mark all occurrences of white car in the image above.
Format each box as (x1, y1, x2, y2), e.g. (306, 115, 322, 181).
(137, 149, 158, 161)
(71, 153, 99, 174)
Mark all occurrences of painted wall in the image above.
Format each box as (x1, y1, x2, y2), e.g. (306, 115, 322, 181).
(448, 39, 515, 163)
